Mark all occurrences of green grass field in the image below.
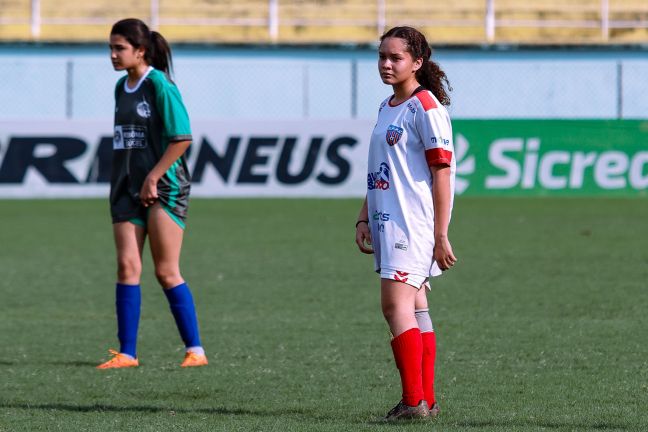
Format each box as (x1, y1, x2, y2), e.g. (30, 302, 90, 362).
(1, 197, 647, 431)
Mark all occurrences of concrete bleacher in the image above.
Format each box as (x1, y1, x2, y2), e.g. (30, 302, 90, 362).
(0, 0, 647, 44)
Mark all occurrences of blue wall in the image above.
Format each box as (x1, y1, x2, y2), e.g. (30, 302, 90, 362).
(0, 44, 646, 120)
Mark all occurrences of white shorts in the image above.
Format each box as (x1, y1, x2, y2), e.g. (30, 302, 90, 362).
(380, 269, 431, 291)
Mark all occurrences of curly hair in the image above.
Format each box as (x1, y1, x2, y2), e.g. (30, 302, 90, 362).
(380, 26, 452, 106)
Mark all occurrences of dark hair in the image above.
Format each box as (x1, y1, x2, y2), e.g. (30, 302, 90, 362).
(111, 18, 173, 78)
(380, 26, 451, 106)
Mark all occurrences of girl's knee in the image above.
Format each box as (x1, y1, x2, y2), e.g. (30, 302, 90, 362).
(117, 258, 141, 283)
(381, 301, 398, 322)
(155, 265, 182, 289)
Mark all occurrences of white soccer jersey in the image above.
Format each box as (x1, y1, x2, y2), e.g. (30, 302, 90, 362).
(367, 89, 456, 280)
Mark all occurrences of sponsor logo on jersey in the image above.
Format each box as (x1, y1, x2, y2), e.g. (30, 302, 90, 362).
(455, 133, 475, 194)
(407, 102, 416, 114)
(373, 210, 390, 222)
(136, 101, 151, 118)
(378, 101, 387, 113)
(373, 210, 390, 232)
(113, 125, 147, 150)
(367, 162, 390, 190)
(386, 125, 404, 146)
(430, 136, 450, 146)
(394, 242, 408, 251)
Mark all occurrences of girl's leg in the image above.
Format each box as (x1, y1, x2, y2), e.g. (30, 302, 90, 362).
(114, 221, 146, 357)
(381, 279, 425, 411)
(114, 221, 146, 285)
(148, 204, 206, 366)
(415, 287, 438, 413)
(381, 279, 419, 337)
(97, 222, 145, 369)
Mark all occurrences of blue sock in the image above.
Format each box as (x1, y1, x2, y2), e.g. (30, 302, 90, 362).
(164, 282, 202, 348)
(116, 283, 141, 358)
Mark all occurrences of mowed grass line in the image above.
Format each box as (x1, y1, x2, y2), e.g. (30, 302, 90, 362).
(0, 197, 646, 431)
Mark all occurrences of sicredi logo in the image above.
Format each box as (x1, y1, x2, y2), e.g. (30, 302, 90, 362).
(485, 138, 648, 190)
(454, 134, 475, 194)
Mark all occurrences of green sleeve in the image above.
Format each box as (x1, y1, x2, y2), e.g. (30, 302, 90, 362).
(151, 70, 192, 142)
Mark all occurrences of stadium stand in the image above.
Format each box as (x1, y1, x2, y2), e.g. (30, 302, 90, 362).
(0, 0, 647, 44)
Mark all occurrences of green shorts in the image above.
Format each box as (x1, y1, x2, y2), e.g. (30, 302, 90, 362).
(128, 205, 186, 230)
(110, 176, 189, 230)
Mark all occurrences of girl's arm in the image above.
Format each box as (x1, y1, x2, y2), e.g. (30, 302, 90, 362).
(139, 140, 191, 206)
(355, 195, 373, 254)
(430, 165, 457, 270)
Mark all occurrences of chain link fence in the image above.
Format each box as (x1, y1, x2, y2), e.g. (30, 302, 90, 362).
(0, 47, 646, 120)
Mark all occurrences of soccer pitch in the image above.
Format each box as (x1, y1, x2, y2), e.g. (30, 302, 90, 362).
(1, 197, 647, 431)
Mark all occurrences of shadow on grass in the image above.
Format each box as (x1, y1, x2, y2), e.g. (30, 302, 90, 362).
(365, 418, 628, 430)
(452, 419, 628, 430)
(0, 360, 98, 367)
(0, 402, 309, 418)
(0, 403, 632, 430)
(48, 360, 99, 367)
(3, 403, 631, 430)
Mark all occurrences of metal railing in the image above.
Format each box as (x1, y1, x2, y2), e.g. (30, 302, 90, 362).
(1, 0, 647, 43)
(485, 0, 618, 42)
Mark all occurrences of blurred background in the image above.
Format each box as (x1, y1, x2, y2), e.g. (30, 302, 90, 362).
(0, 0, 647, 197)
(2, 0, 648, 43)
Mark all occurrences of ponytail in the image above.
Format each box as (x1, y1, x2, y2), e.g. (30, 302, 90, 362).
(417, 59, 451, 106)
(380, 26, 452, 106)
(148, 31, 173, 78)
(111, 18, 174, 79)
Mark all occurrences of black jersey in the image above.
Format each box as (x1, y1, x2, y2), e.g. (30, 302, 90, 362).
(110, 67, 192, 226)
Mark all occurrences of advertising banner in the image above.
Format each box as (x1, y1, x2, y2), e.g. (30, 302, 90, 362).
(455, 120, 648, 196)
(1, 120, 646, 198)
(0, 120, 372, 198)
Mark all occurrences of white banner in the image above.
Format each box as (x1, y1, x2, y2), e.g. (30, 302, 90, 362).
(0, 120, 373, 198)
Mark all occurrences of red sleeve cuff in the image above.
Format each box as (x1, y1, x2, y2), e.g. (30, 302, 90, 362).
(425, 148, 453, 167)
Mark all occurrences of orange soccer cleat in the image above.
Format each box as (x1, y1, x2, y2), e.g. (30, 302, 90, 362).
(181, 351, 208, 367)
(96, 349, 139, 369)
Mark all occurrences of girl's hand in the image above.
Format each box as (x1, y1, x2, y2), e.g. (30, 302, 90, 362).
(139, 175, 158, 207)
(434, 235, 457, 270)
(355, 222, 374, 254)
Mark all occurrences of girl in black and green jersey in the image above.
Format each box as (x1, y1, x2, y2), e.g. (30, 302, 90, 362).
(98, 18, 207, 369)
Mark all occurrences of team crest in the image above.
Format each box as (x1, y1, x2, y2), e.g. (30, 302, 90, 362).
(136, 101, 151, 118)
(386, 125, 404, 146)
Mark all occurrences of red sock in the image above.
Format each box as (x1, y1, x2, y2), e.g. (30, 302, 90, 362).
(421, 331, 437, 409)
(390, 328, 424, 407)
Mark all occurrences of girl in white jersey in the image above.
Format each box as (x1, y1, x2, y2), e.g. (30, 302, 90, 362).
(355, 26, 457, 421)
